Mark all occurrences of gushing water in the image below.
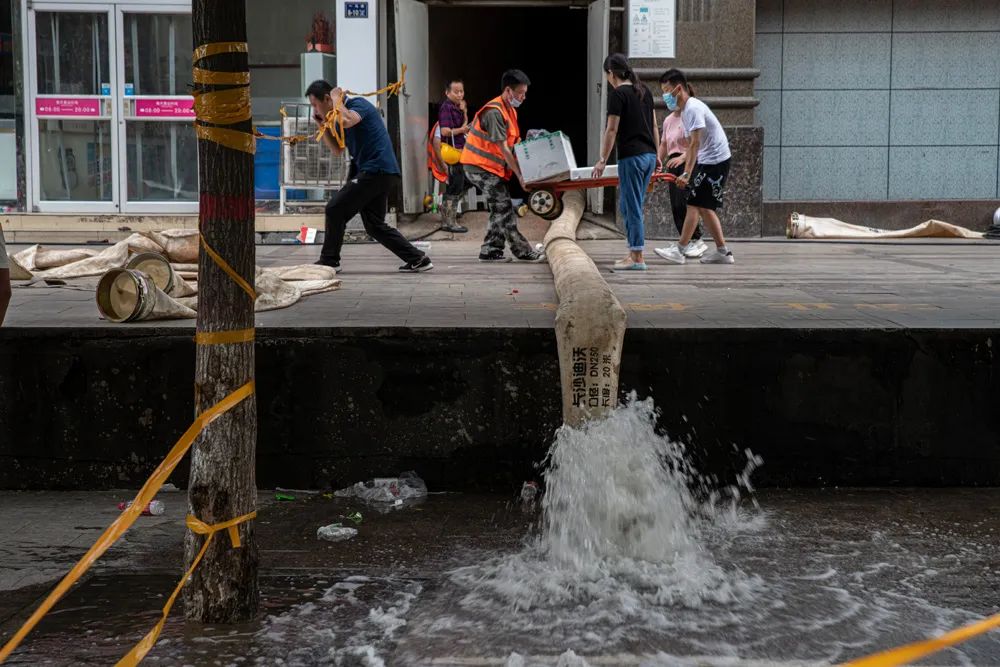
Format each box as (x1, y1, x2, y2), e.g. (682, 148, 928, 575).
(543, 394, 734, 567)
(448, 395, 764, 639)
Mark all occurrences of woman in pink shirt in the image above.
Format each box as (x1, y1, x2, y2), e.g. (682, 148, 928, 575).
(657, 99, 706, 256)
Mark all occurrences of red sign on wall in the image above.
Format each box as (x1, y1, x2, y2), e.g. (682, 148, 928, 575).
(134, 98, 195, 118)
(35, 98, 101, 117)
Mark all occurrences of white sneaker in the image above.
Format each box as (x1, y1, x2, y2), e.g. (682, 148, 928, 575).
(682, 239, 708, 258)
(613, 258, 648, 271)
(700, 248, 735, 264)
(654, 245, 687, 265)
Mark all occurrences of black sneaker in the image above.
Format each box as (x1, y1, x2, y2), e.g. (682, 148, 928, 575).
(314, 259, 340, 270)
(399, 256, 434, 272)
(441, 222, 469, 233)
(515, 250, 547, 263)
(479, 249, 513, 262)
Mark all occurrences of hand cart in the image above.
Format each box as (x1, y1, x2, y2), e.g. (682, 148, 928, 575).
(526, 171, 677, 221)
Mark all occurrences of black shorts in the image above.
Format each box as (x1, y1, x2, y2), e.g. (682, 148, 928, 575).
(687, 159, 730, 211)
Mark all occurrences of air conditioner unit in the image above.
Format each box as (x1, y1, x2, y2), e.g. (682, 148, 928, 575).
(281, 115, 349, 187)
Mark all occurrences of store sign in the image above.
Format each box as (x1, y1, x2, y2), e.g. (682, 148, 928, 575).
(135, 98, 195, 118)
(628, 0, 676, 59)
(344, 2, 368, 18)
(35, 98, 101, 117)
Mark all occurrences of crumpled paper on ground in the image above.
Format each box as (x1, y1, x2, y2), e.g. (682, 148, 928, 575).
(11, 229, 341, 320)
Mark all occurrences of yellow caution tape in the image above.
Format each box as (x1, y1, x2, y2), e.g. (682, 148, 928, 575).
(345, 63, 407, 99)
(194, 87, 253, 125)
(198, 235, 257, 301)
(253, 128, 308, 145)
(195, 124, 255, 155)
(195, 328, 255, 345)
(192, 68, 249, 85)
(843, 611, 1000, 666)
(192, 41, 255, 155)
(316, 106, 347, 149)
(116, 511, 257, 667)
(190, 45, 405, 153)
(192, 41, 248, 61)
(0, 381, 256, 663)
(310, 64, 408, 148)
(256, 65, 409, 149)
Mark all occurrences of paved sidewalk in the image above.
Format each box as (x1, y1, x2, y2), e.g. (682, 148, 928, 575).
(4, 239, 1000, 330)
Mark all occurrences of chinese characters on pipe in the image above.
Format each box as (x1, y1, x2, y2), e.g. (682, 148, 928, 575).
(571, 346, 614, 411)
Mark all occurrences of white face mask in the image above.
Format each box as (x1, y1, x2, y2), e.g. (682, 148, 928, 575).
(509, 97, 522, 109)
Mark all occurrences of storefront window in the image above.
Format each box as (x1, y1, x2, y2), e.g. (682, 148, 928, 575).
(1, 0, 13, 113)
(1, 0, 16, 201)
(38, 119, 113, 201)
(35, 12, 109, 96)
(122, 13, 192, 96)
(126, 121, 197, 201)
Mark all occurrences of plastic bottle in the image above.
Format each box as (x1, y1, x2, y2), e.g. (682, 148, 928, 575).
(520, 481, 540, 505)
(118, 500, 165, 516)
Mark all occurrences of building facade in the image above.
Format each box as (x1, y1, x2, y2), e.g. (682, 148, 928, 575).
(1, 0, 997, 233)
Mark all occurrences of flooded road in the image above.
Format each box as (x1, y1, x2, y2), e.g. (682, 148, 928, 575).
(2, 402, 999, 665)
(2, 490, 999, 666)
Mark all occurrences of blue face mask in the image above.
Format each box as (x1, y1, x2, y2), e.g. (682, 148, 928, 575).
(662, 92, 678, 111)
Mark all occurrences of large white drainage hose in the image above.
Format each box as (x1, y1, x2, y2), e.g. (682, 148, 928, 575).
(542, 190, 627, 426)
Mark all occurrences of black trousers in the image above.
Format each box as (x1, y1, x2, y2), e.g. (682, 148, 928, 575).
(444, 163, 467, 200)
(320, 172, 423, 266)
(666, 152, 703, 240)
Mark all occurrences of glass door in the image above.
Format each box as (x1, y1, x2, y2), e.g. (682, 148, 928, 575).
(28, 4, 118, 212)
(116, 5, 196, 213)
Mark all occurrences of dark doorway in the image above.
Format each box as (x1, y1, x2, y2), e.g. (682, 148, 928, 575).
(428, 5, 590, 173)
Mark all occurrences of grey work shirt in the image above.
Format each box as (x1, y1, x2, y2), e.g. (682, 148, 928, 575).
(478, 108, 509, 144)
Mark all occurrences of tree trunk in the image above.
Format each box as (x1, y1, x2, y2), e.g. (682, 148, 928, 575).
(184, 0, 259, 623)
(543, 190, 628, 426)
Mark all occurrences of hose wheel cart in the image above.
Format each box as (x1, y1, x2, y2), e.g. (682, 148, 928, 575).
(526, 171, 677, 221)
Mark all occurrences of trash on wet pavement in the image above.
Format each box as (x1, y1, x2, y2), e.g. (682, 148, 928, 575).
(298, 226, 318, 244)
(316, 523, 358, 542)
(274, 492, 297, 501)
(520, 481, 540, 508)
(276, 487, 320, 495)
(118, 500, 165, 516)
(334, 471, 427, 506)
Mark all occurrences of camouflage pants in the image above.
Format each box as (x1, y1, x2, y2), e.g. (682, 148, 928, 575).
(464, 165, 533, 259)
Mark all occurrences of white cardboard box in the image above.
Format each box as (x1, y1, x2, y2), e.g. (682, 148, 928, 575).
(570, 165, 617, 181)
(515, 131, 577, 184)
